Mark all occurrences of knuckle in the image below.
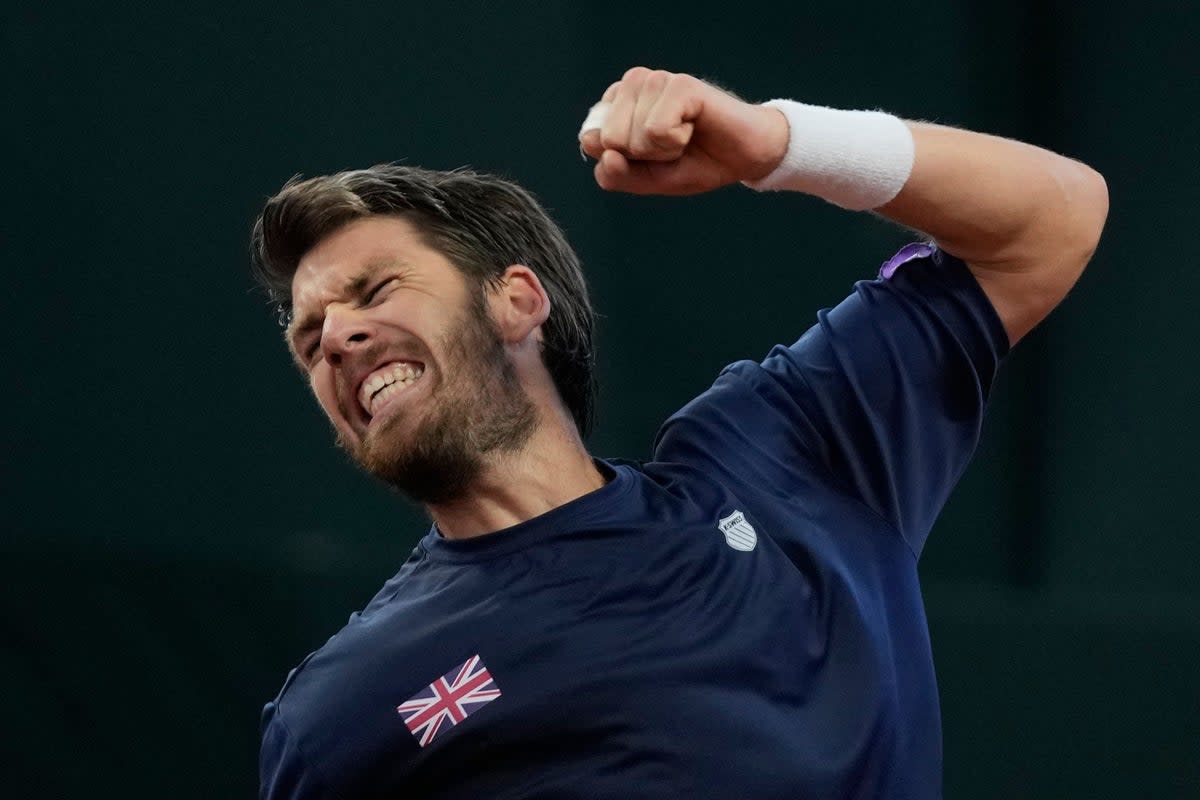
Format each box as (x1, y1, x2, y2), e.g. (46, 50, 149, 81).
(622, 66, 651, 82)
(665, 72, 694, 93)
(640, 70, 665, 89)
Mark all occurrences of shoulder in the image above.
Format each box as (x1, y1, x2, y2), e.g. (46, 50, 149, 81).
(265, 543, 429, 709)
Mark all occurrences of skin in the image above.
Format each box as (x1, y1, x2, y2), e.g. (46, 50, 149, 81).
(580, 67, 1109, 346)
(289, 216, 604, 539)
(290, 66, 1107, 540)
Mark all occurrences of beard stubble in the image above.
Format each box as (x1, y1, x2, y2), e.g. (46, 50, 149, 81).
(338, 296, 539, 506)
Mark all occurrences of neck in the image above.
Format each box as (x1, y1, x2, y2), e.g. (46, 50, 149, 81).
(427, 414, 606, 540)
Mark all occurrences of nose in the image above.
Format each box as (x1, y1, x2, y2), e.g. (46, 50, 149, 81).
(320, 304, 374, 366)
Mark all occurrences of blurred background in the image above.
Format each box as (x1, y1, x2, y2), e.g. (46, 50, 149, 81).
(5, 0, 1198, 797)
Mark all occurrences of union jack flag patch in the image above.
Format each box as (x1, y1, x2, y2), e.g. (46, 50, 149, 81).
(397, 654, 502, 747)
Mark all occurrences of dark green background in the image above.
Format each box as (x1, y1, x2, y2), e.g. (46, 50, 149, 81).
(5, 1, 1198, 797)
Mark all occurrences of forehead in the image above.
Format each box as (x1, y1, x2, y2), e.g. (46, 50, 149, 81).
(291, 215, 455, 309)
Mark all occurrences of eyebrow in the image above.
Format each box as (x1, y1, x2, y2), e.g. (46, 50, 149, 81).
(286, 258, 408, 350)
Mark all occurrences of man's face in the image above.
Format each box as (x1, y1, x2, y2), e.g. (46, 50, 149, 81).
(288, 216, 537, 505)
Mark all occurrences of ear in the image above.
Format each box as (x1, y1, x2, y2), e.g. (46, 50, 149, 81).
(489, 265, 551, 344)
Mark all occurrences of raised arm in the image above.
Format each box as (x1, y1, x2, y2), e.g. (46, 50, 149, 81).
(579, 67, 1108, 345)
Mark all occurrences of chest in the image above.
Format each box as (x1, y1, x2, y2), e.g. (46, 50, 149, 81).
(284, 523, 915, 798)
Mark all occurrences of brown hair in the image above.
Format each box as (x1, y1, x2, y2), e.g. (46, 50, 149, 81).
(250, 164, 597, 436)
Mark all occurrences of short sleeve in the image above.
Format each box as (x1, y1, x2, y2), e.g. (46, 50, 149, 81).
(653, 244, 1009, 556)
(260, 701, 326, 800)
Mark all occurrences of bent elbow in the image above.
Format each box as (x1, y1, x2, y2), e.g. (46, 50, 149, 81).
(1066, 162, 1109, 269)
(975, 161, 1109, 346)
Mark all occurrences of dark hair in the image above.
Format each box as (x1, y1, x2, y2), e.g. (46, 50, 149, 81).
(250, 164, 597, 436)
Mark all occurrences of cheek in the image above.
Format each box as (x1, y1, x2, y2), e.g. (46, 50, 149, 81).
(310, 367, 350, 424)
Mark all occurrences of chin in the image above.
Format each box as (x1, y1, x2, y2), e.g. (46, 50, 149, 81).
(349, 417, 483, 507)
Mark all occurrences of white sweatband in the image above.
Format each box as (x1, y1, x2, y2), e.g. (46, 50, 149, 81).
(742, 99, 915, 211)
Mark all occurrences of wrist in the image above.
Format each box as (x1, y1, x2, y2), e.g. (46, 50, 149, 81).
(741, 100, 915, 211)
(742, 105, 792, 182)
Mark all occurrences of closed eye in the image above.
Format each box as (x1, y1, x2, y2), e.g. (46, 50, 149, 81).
(297, 337, 321, 367)
(291, 274, 401, 368)
(363, 277, 398, 306)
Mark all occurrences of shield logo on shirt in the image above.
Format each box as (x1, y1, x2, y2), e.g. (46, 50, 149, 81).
(717, 510, 757, 551)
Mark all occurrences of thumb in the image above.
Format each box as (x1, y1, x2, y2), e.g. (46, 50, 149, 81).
(593, 150, 670, 195)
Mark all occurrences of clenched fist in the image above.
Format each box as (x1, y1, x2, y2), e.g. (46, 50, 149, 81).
(578, 67, 789, 196)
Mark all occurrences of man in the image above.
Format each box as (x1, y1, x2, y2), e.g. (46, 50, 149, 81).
(254, 68, 1107, 798)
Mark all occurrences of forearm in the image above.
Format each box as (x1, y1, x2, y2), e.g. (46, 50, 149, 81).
(578, 69, 1109, 343)
(750, 103, 1109, 343)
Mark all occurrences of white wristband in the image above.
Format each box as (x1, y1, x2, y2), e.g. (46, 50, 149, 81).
(742, 99, 915, 211)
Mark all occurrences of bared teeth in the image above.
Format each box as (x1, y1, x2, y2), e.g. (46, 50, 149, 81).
(359, 361, 425, 417)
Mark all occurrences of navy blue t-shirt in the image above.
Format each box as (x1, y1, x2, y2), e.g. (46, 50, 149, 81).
(260, 245, 1008, 799)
